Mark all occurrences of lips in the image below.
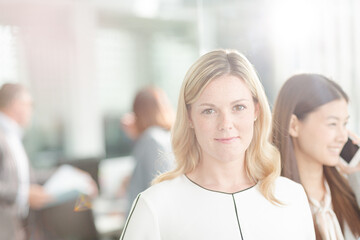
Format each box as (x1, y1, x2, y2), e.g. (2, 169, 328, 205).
(328, 146, 342, 155)
(214, 136, 240, 143)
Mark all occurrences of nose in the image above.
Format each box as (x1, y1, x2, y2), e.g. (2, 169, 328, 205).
(336, 124, 348, 144)
(218, 111, 233, 131)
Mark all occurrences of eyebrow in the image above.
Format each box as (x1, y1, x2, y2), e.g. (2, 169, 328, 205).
(327, 115, 350, 121)
(198, 99, 251, 107)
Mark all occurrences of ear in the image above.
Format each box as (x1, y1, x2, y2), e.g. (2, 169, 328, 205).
(289, 114, 300, 137)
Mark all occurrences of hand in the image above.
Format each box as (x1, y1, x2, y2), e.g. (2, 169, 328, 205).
(337, 131, 360, 174)
(121, 112, 139, 140)
(28, 184, 53, 209)
(348, 131, 360, 145)
(337, 160, 360, 175)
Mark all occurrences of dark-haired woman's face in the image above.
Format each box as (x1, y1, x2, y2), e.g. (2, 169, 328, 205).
(291, 99, 349, 167)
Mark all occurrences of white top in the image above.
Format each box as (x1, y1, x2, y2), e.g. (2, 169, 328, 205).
(0, 112, 29, 217)
(120, 175, 315, 240)
(309, 181, 343, 240)
(309, 181, 356, 240)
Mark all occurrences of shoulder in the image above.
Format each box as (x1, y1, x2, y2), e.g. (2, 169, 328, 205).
(133, 175, 188, 209)
(134, 127, 172, 157)
(274, 176, 303, 191)
(142, 126, 170, 138)
(273, 176, 308, 203)
(272, 177, 315, 238)
(125, 176, 185, 222)
(141, 175, 184, 199)
(136, 127, 170, 146)
(122, 176, 187, 239)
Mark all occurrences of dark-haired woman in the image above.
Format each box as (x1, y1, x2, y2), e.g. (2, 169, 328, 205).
(272, 74, 360, 240)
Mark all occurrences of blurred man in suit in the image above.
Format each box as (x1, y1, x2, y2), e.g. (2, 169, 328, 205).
(0, 83, 52, 240)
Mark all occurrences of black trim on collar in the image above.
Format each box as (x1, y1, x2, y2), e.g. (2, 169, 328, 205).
(184, 174, 257, 195)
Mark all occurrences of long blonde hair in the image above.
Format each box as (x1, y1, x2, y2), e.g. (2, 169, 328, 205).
(154, 49, 280, 203)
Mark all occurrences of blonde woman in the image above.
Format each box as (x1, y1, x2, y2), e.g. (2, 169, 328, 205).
(120, 50, 315, 240)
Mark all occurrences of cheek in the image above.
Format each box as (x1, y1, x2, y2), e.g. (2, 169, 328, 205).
(235, 116, 255, 132)
(306, 125, 332, 143)
(193, 117, 214, 137)
(297, 126, 326, 154)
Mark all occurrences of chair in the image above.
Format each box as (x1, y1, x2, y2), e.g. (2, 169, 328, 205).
(36, 197, 99, 240)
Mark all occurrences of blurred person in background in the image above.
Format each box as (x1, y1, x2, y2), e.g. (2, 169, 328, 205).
(0, 83, 53, 240)
(121, 86, 175, 215)
(272, 74, 360, 240)
(0, 83, 98, 240)
(120, 50, 315, 240)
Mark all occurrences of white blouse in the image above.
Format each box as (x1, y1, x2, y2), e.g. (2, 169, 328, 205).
(120, 175, 315, 240)
(309, 181, 357, 240)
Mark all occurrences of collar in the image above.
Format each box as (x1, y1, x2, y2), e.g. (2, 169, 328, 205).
(309, 180, 344, 240)
(309, 180, 331, 210)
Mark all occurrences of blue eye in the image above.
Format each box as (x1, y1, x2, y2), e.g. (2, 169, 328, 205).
(202, 109, 215, 114)
(233, 105, 245, 111)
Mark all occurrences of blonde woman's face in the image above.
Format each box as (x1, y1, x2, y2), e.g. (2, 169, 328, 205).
(189, 75, 258, 165)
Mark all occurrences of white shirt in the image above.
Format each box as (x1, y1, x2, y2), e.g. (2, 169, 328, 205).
(0, 112, 29, 217)
(309, 181, 357, 240)
(120, 175, 315, 240)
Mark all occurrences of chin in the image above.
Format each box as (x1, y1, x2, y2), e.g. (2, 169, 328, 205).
(325, 157, 341, 167)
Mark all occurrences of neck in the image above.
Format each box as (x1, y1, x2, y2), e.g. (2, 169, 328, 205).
(295, 149, 325, 202)
(187, 155, 255, 193)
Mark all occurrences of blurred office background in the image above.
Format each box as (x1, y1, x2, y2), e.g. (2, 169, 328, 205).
(0, 0, 359, 238)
